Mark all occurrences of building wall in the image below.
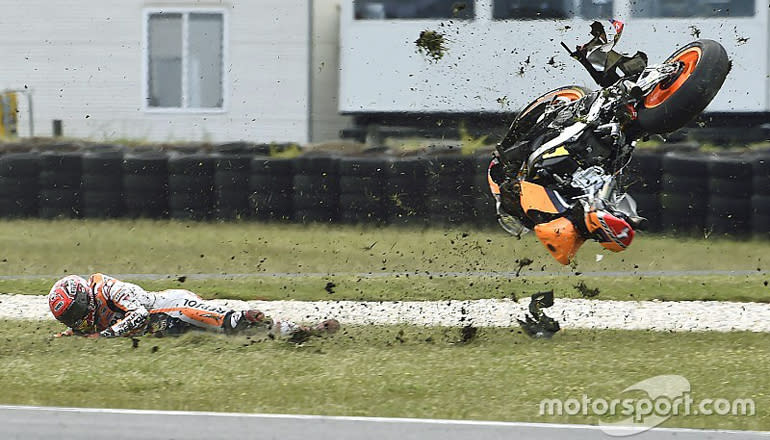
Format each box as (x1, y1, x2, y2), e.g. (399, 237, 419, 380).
(311, 0, 352, 142)
(0, 0, 311, 143)
(339, 0, 768, 114)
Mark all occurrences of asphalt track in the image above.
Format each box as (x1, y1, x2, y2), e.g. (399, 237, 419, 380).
(0, 269, 764, 280)
(1, 406, 768, 440)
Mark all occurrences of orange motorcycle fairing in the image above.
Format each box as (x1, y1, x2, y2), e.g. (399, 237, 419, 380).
(519, 181, 569, 216)
(534, 217, 586, 265)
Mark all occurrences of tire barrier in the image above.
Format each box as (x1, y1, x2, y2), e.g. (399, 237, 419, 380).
(0, 152, 40, 217)
(385, 157, 428, 225)
(292, 155, 339, 223)
(707, 155, 753, 236)
(426, 154, 475, 225)
(473, 153, 497, 228)
(660, 152, 710, 234)
(338, 156, 388, 224)
(1, 146, 769, 236)
(122, 151, 168, 218)
(625, 150, 663, 232)
(81, 147, 124, 218)
(214, 154, 252, 219)
(249, 156, 294, 221)
(39, 151, 82, 218)
(167, 153, 215, 220)
(752, 153, 770, 236)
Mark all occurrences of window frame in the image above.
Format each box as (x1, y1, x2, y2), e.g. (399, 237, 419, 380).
(141, 7, 229, 114)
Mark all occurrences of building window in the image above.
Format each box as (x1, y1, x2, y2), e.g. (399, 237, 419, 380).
(354, 0, 475, 19)
(145, 10, 225, 110)
(493, 0, 573, 19)
(493, 0, 614, 19)
(630, 0, 754, 17)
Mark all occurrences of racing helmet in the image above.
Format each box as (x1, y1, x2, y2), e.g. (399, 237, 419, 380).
(48, 275, 92, 329)
(584, 209, 635, 252)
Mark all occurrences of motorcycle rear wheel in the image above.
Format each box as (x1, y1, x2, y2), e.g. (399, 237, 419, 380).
(637, 39, 729, 134)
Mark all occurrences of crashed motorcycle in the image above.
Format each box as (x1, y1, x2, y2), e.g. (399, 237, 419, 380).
(488, 20, 730, 265)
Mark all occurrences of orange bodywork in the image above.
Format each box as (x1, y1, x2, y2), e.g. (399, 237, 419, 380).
(519, 181, 560, 214)
(534, 217, 586, 265)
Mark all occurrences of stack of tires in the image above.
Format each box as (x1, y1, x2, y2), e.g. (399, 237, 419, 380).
(707, 155, 753, 236)
(752, 153, 770, 237)
(167, 153, 215, 220)
(38, 151, 82, 218)
(625, 150, 663, 231)
(81, 147, 124, 218)
(426, 155, 475, 225)
(292, 155, 339, 223)
(122, 151, 168, 218)
(385, 156, 428, 225)
(472, 153, 496, 228)
(0, 153, 40, 217)
(659, 153, 710, 234)
(214, 154, 252, 219)
(249, 157, 294, 221)
(338, 156, 388, 224)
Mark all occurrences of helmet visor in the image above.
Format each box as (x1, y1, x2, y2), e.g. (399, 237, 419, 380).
(58, 290, 89, 328)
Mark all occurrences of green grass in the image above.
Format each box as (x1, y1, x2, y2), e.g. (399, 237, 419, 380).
(1, 320, 767, 431)
(0, 218, 767, 301)
(2, 273, 769, 303)
(0, 219, 768, 276)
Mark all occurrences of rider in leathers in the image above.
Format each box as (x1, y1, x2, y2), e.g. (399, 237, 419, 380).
(48, 273, 339, 339)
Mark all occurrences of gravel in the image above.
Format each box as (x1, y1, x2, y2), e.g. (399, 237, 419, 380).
(2, 294, 770, 332)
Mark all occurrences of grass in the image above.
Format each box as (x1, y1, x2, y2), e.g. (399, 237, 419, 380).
(0, 219, 768, 276)
(0, 219, 768, 302)
(1, 320, 767, 431)
(2, 273, 769, 303)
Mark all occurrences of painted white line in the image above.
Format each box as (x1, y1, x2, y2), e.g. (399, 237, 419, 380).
(0, 405, 767, 435)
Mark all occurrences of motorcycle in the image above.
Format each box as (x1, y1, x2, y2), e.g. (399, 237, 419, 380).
(489, 20, 730, 265)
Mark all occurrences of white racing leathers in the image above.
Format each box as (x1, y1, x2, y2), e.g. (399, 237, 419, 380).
(83, 273, 260, 338)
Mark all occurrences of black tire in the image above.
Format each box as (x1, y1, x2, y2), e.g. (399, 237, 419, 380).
(338, 157, 388, 177)
(387, 157, 429, 179)
(709, 178, 752, 198)
(39, 189, 80, 208)
(82, 150, 124, 174)
(752, 195, 770, 216)
(167, 154, 215, 176)
(215, 171, 250, 189)
(638, 39, 730, 134)
(123, 152, 168, 176)
(293, 156, 339, 175)
(0, 153, 40, 177)
(40, 171, 81, 189)
(40, 205, 80, 219)
(40, 151, 82, 171)
(338, 176, 386, 196)
(251, 157, 294, 175)
(293, 208, 336, 223)
(81, 174, 122, 191)
(168, 175, 215, 193)
(123, 175, 168, 192)
(625, 151, 663, 194)
(661, 153, 711, 177)
(752, 214, 770, 235)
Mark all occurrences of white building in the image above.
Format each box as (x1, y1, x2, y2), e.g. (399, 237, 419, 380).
(0, 0, 764, 144)
(0, 0, 349, 144)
